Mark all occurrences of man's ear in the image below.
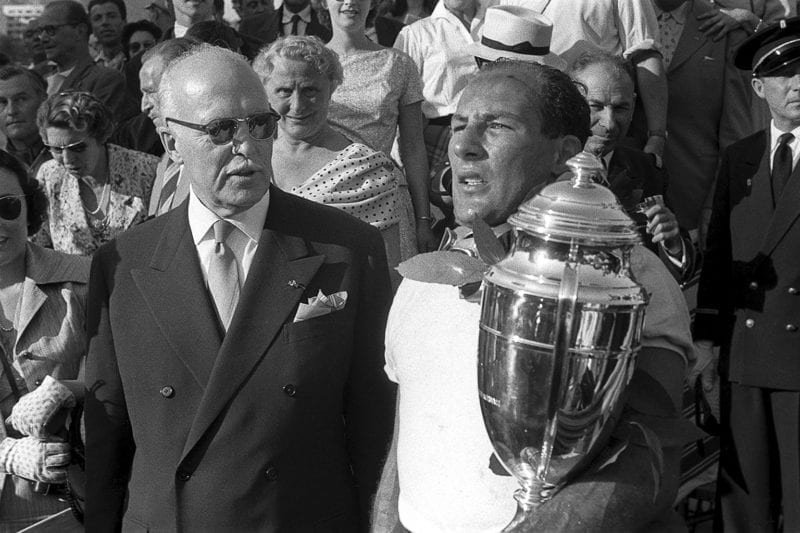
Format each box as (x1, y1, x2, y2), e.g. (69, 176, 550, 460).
(158, 126, 184, 164)
(751, 76, 766, 100)
(551, 134, 583, 174)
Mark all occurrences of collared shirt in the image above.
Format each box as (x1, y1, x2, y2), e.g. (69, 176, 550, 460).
(655, 3, 689, 69)
(93, 49, 126, 71)
(769, 121, 800, 172)
(188, 186, 270, 286)
(281, 4, 311, 36)
(46, 66, 74, 95)
(174, 22, 190, 38)
(4, 137, 50, 177)
(493, 0, 660, 64)
(394, 0, 480, 119)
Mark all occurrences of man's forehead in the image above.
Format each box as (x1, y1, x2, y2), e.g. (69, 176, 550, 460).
(456, 74, 537, 117)
(0, 76, 38, 95)
(90, 3, 122, 15)
(39, 7, 68, 24)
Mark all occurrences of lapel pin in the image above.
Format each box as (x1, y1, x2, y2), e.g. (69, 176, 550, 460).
(288, 280, 306, 290)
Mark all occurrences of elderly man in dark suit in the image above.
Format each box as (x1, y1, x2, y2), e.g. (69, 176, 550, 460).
(239, 0, 331, 46)
(694, 16, 800, 531)
(84, 43, 394, 532)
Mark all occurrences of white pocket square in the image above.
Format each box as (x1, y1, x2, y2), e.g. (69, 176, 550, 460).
(293, 290, 348, 322)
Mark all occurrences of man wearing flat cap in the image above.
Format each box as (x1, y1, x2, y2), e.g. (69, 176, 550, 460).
(693, 16, 800, 531)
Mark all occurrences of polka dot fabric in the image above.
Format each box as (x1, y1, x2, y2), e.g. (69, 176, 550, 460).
(291, 143, 401, 230)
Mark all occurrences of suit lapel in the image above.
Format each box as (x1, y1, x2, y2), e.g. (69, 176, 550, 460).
(61, 57, 94, 90)
(180, 190, 325, 461)
(762, 162, 800, 254)
(668, 1, 708, 73)
(731, 134, 772, 257)
(131, 205, 223, 388)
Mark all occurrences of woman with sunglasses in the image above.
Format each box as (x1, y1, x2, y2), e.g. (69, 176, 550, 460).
(121, 20, 162, 59)
(315, 0, 437, 258)
(0, 150, 89, 531)
(35, 91, 159, 256)
(255, 36, 407, 286)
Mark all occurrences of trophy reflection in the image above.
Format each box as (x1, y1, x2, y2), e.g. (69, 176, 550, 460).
(478, 152, 648, 530)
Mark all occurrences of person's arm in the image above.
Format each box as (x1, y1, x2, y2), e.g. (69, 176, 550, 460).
(397, 102, 438, 252)
(633, 53, 669, 159)
(371, 395, 401, 532)
(84, 245, 135, 532)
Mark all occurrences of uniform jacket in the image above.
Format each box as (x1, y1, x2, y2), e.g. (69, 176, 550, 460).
(59, 56, 136, 124)
(694, 130, 800, 390)
(238, 6, 332, 46)
(84, 186, 395, 532)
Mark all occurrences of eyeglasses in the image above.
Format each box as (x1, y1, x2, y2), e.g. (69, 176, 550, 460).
(128, 41, 155, 55)
(44, 138, 89, 155)
(0, 195, 27, 221)
(165, 112, 280, 145)
(34, 23, 77, 37)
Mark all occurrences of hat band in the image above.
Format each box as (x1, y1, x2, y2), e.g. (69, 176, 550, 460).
(481, 36, 550, 56)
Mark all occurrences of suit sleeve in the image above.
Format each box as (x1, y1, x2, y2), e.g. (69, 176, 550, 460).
(90, 69, 136, 125)
(694, 146, 734, 345)
(345, 224, 396, 529)
(85, 244, 135, 532)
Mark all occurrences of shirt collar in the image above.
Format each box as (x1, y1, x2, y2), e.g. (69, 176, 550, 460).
(174, 22, 189, 38)
(432, 0, 480, 34)
(188, 186, 270, 246)
(655, 3, 689, 24)
(769, 120, 800, 149)
(282, 4, 311, 23)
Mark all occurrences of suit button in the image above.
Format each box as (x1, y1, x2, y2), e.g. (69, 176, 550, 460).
(282, 384, 296, 397)
(745, 318, 755, 328)
(786, 324, 798, 332)
(749, 281, 759, 290)
(34, 379, 42, 386)
(265, 466, 278, 481)
(160, 386, 175, 398)
(789, 287, 799, 295)
(177, 470, 191, 482)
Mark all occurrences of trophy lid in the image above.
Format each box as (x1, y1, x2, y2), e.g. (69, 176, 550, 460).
(508, 151, 641, 247)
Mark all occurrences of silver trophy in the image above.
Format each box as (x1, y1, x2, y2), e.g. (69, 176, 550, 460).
(478, 152, 648, 530)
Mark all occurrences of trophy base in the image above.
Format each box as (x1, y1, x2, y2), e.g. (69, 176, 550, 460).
(501, 481, 556, 532)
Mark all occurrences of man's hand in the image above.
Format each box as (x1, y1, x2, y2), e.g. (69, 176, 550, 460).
(697, 8, 752, 40)
(416, 222, 439, 252)
(644, 204, 681, 253)
(643, 135, 666, 159)
(689, 341, 718, 393)
(0, 436, 70, 483)
(7, 375, 75, 439)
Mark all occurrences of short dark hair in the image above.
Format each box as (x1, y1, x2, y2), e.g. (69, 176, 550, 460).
(87, 0, 127, 21)
(0, 65, 47, 98)
(568, 50, 636, 89)
(185, 21, 242, 53)
(46, 1, 91, 36)
(0, 150, 49, 236)
(37, 91, 115, 144)
(478, 61, 591, 145)
(121, 20, 163, 57)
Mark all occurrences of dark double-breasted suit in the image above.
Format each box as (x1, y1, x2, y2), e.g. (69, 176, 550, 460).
(85, 186, 395, 532)
(238, 6, 332, 46)
(694, 130, 800, 530)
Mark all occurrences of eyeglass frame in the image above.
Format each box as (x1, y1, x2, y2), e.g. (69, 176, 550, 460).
(0, 195, 29, 221)
(164, 111, 281, 146)
(33, 22, 79, 37)
(44, 137, 90, 155)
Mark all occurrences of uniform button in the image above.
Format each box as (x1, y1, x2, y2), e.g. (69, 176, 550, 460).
(265, 466, 278, 481)
(34, 379, 42, 387)
(789, 287, 798, 295)
(745, 318, 755, 328)
(160, 386, 175, 398)
(786, 324, 798, 332)
(282, 384, 296, 397)
(177, 470, 191, 481)
(18, 351, 30, 359)
(749, 281, 759, 290)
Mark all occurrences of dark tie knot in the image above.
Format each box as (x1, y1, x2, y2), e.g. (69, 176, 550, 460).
(778, 132, 795, 147)
(291, 14, 301, 22)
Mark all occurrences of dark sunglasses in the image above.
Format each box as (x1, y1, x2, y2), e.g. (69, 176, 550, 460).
(128, 41, 154, 55)
(0, 195, 27, 221)
(34, 23, 77, 37)
(165, 112, 280, 146)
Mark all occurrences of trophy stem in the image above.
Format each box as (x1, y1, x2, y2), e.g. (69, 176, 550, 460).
(501, 480, 552, 532)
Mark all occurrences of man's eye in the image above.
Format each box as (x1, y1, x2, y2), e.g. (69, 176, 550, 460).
(489, 122, 510, 130)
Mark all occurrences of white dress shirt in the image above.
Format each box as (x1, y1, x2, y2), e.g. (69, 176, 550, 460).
(393, 0, 480, 119)
(188, 187, 270, 287)
(46, 66, 74, 95)
(281, 4, 311, 36)
(768, 120, 800, 172)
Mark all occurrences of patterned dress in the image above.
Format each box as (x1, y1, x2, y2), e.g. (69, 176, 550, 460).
(327, 47, 424, 261)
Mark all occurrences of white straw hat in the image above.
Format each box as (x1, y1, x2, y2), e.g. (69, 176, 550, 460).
(467, 6, 567, 71)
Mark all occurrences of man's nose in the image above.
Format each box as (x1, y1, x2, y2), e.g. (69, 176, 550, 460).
(595, 107, 614, 130)
(450, 124, 486, 161)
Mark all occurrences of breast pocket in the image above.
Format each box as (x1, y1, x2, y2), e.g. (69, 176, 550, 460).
(282, 313, 351, 344)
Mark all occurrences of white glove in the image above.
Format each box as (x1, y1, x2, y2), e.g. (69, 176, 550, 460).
(689, 341, 718, 392)
(0, 436, 70, 483)
(7, 375, 75, 439)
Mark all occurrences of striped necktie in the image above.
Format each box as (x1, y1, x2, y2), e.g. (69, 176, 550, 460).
(157, 161, 182, 215)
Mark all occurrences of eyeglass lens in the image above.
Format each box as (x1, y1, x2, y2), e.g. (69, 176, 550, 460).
(0, 197, 23, 221)
(207, 113, 277, 145)
(46, 142, 87, 154)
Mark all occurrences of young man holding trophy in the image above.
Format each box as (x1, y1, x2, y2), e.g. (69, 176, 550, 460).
(372, 61, 696, 531)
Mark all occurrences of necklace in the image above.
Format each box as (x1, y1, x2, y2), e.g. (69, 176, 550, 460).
(0, 285, 22, 333)
(83, 181, 111, 217)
